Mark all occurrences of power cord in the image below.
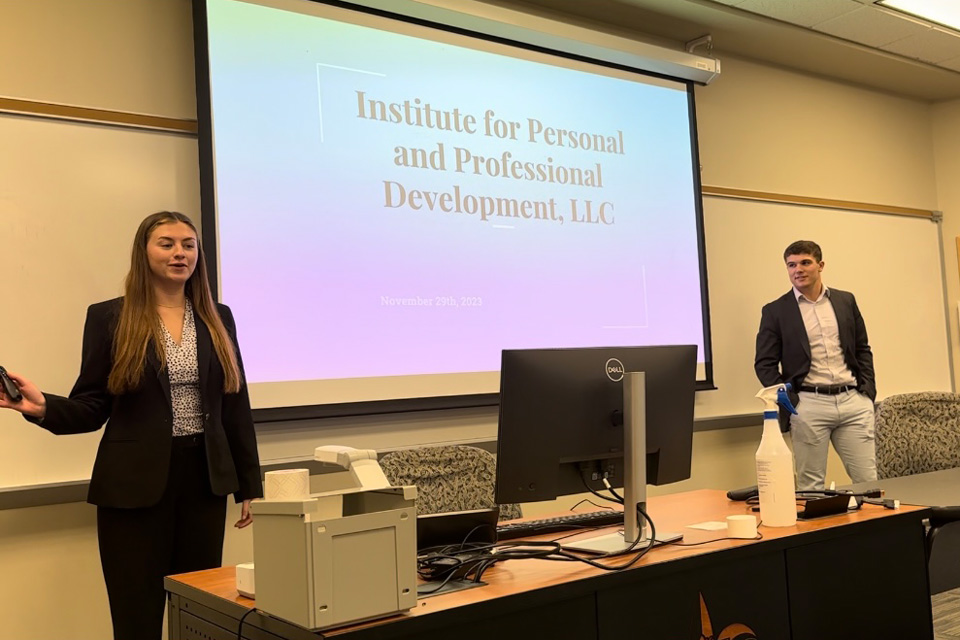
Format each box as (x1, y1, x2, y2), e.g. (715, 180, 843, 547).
(236, 607, 322, 640)
(578, 469, 624, 505)
(236, 607, 256, 640)
(601, 477, 624, 503)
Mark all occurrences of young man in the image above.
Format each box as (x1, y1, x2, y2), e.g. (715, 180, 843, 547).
(754, 240, 877, 491)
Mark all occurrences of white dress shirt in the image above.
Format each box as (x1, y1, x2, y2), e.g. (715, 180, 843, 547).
(793, 285, 857, 388)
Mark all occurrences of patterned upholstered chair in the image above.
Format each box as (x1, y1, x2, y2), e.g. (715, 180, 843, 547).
(379, 445, 522, 521)
(875, 391, 960, 479)
(874, 391, 960, 593)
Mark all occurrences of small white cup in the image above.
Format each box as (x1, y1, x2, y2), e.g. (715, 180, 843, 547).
(726, 514, 758, 539)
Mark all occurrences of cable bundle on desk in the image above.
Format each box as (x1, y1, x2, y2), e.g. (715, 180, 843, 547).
(416, 502, 660, 596)
(420, 473, 786, 593)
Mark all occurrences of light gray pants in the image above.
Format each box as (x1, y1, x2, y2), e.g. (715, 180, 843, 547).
(790, 389, 877, 491)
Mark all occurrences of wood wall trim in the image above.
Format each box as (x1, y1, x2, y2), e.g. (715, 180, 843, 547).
(0, 96, 197, 135)
(702, 185, 936, 219)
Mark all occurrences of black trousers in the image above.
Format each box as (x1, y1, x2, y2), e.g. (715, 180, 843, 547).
(97, 435, 227, 640)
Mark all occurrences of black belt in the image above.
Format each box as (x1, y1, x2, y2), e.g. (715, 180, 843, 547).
(172, 432, 204, 448)
(799, 384, 857, 395)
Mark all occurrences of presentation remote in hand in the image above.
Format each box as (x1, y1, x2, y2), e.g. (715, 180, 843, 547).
(0, 366, 23, 402)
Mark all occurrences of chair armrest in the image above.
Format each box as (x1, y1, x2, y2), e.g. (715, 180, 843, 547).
(929, 506, 960, 528)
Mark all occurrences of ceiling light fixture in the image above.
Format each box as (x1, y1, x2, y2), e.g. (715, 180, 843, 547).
(879, 0, 960, 33)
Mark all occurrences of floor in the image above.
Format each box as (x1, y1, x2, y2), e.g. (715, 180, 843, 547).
(934, 589, 960, 639)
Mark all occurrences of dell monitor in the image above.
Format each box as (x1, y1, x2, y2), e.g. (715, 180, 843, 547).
(495, 345, 697, 552)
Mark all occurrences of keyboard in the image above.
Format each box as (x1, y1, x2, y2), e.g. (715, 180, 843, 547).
(496, 510, 625, 541)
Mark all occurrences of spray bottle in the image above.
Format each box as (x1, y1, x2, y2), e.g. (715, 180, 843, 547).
(754, 383, 798, 527)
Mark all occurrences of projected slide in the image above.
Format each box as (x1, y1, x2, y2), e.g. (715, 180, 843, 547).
(203, 0, 708, 407)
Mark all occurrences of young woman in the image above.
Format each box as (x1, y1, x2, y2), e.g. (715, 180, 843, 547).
(0, 211, 262, 640)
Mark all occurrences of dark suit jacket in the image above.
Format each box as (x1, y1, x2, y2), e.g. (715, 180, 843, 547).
(35, 298, 263, 509)
(755, 287, 876, 431)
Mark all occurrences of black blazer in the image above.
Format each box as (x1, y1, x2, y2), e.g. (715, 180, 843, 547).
(755, 288, 876, 431)
(35, 298, 263, 509)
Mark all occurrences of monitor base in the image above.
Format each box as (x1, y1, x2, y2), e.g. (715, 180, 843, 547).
(563, 530, 682, 555)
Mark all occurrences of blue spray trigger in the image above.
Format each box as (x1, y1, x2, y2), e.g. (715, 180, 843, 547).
(777, 384, 798, 415)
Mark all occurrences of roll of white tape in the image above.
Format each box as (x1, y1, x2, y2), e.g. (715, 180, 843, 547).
(726, 514, 758, 539)
(264, 468, 310, 500)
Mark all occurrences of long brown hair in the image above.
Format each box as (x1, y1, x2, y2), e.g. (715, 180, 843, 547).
(107, 211, 241, 394)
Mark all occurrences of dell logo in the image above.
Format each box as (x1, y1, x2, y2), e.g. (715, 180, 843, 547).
(605, 358, 624, 382)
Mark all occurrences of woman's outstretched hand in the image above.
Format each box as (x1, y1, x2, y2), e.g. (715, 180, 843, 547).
(0, 371, 46, 418)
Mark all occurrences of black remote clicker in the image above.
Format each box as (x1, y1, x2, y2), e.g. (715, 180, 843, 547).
(0, 366, 23, 402)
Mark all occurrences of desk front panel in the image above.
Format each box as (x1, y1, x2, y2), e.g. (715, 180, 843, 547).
(598, 546, 790, 639)
(786, 515, 933, 640)
(169, 589, 598, 640)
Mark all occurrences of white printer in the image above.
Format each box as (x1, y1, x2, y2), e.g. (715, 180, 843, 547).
(249, 446, 418, 630)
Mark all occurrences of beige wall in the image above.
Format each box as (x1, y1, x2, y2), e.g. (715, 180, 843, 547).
(0, 0, 196, 118)
(696, 56, 937, 209)
(933, 100, 960, 389)
(0, 1, 952, 638)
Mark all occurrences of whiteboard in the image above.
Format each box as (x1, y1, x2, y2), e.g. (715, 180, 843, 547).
(696, 195, 952, 419)
(0, 115, 200, 489)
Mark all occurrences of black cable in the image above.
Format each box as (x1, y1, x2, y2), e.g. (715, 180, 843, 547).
(603, 481, 624, 503)
(548, 503, 656, 571)
(569, 499, 616, 512)
(799, 488, 882, 498)
(430, 504, 663, 585)
(666, 531, 765, 546)
(862, 497, 899, 509)
(729, 487, 883, 502)
(578, 468, 624, 505)
(456, 523, 497, 546)
(416, 521, 499, 560)
(417, 564, 466, 595)
(473, 540, 563, 582)
(417, 520, 507, 593)
(416, 540, 492, 558)
(236, 607, 256, 640)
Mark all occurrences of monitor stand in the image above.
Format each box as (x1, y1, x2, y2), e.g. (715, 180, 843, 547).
(564, 371, 682, 555)
(563, 529, 682, 555)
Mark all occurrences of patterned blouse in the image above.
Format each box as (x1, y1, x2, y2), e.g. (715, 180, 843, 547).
(160, 299, 204, 436)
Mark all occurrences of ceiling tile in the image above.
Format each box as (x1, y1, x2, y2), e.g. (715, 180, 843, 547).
(881, 26, 960, 63)
(735, 0, 862, 27)
(815, 6, 931, 47)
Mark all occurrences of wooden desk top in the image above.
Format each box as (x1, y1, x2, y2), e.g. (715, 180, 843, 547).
(166, 489, 927, 637)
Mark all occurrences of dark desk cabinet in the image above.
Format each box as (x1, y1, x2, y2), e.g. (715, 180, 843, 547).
(167, 493, 934, 640)
(600, 514, 932, 640)
(598, 547, 791, 639)
(786, 515, 932, 640)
